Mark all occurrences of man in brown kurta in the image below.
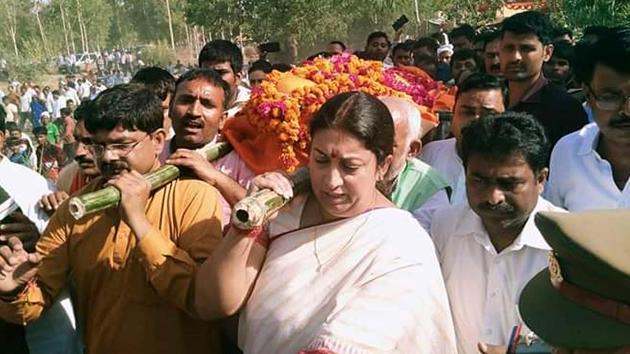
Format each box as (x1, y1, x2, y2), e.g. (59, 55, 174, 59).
(0, 84, 224, 354)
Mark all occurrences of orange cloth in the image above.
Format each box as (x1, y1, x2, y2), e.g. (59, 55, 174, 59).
(0, 177, 224, 354)
(223, 115, 309, 175)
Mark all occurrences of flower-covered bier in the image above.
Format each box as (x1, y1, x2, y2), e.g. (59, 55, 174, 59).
(224, 53, 449, 173)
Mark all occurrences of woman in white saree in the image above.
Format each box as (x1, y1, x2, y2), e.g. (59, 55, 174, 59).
(195, 92, 457, 354)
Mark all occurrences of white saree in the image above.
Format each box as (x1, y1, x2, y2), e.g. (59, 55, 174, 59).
(238, 196, 457, 354)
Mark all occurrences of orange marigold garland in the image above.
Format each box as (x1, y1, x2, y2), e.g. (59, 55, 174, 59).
(233, 53, 444, 172)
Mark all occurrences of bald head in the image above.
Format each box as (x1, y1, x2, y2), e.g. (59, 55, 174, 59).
(379, 96, 422, 145)
(380, 96, 425, 181)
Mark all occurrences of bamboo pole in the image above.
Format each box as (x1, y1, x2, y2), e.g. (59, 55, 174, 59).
(68, 142, 234, 220)
(231, 168, 310, 230)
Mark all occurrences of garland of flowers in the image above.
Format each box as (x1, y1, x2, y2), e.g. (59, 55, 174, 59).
(236, 53, 441, 172)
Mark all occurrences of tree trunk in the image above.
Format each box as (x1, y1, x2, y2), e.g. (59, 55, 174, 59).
(60, 2, 71, 55)
(76, 0, 86, 52)
(35, 6, 49, 57)
(165, 0, 176, 49)
(10, 26, 18, 56)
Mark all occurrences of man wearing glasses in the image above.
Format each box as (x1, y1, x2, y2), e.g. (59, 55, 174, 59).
(545, 27, 630, 211)
(0, 84, 224, 354)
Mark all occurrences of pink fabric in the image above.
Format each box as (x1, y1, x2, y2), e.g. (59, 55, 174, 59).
(214, 150, 255, 226)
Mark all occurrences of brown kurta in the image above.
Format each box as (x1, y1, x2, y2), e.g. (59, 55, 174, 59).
(0, 177, 224, 354)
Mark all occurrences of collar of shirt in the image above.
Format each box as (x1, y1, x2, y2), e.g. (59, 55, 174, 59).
(519, 74, 549, 104)
(452, 196, 552, 254)
(577, 122, 601, 157)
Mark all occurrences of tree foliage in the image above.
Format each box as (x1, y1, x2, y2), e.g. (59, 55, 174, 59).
(0, 0, 627, 67)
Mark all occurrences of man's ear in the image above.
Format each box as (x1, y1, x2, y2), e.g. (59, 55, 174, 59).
(408, 139, 422, 158)
(536, 167, 549, 194)
(151, 128, 167, 157)
(542, 43, 554, 62)
(218, 111, 228, 130)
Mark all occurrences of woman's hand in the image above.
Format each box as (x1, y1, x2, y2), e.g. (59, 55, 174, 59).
(247, 171, 294, 200)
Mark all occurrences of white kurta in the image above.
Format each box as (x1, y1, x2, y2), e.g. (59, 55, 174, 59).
(239, 196, 457, 354)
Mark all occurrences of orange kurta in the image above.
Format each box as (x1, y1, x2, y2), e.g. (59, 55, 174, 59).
(0, 177, 223, 354)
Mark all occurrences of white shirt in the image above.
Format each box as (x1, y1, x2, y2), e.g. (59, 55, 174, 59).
(65, 87, 80, 105)
(225, 86, 251, 119)
(79, 81, 92, 99)
(431, 197, 564, 354)
(52, 96, 67, 119)
(20, 93, 32, 112)
(0, 156, 52, 232)
(545, 122, 630, 211)
(421, 137, 467, 204)
(5, 102, 18, 122)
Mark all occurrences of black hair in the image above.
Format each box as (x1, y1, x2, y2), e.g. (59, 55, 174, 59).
(550, 41, 575, 65)
(33, 126, 48, 136)
(271, 63, 292, 73)
(0, 113, 4, 134)
(414, 37, 440, 54)
(451, 24, 477, 43)
(60, 107, 72, 117)
(73, 100, 94, 123)
(6, 121, 19, 132)
(392, 42, 413, 55)
(501, 10, 554, 45)
(583, 25, 609, 38)
(450, 48, 482, 70)
(366, 31, 390, 46)
(461, 111, 549, 174)
(5, 136, 20, 147)
(309, 91, 393, 165)
(482, 30, 502, 51)
(87, 84, 163, 134)
(307, 52, 333, 61)
(329, 41, 346, 51)
(456, 72, 505, 101)
(174, 68, 231, 110)
(130, 66, 176, 101)
(553, 27, 573, 40)
(198, 39, 243, 74)
(576, 26, 630, 85)
(248, 60, 272, 74)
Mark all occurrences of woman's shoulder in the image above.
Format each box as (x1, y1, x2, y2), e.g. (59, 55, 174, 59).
(366, 207, 435, 251)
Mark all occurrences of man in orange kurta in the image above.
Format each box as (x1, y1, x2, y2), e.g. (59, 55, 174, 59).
(0, 84, 224, 354)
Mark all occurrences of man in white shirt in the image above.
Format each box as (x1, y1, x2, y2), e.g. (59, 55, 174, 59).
(18, 86, 32, 129)
(431, 112, 564, 354)
(545, 27, 630, 211)
(0, 118, 82, 354)
(198, 40, 250, 119)
(64, 82, 81, 106)
(420, 73, 505, 220)
(51, 90, 67, 120)
(2, 97, 18, 123)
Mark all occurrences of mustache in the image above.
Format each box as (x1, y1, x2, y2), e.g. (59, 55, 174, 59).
(490, 64, 501, 71)
(609, 115, 630, 127)
(74, 155, 94, 164)
(477, 202, 516, 214)
(99, 160, 130, 176)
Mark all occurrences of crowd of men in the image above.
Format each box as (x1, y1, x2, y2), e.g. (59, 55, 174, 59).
(0, 9, 628, 354)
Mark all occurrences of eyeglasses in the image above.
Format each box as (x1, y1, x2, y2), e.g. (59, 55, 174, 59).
(88, 134, 150, 157)
(588, 85, 630, 111)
